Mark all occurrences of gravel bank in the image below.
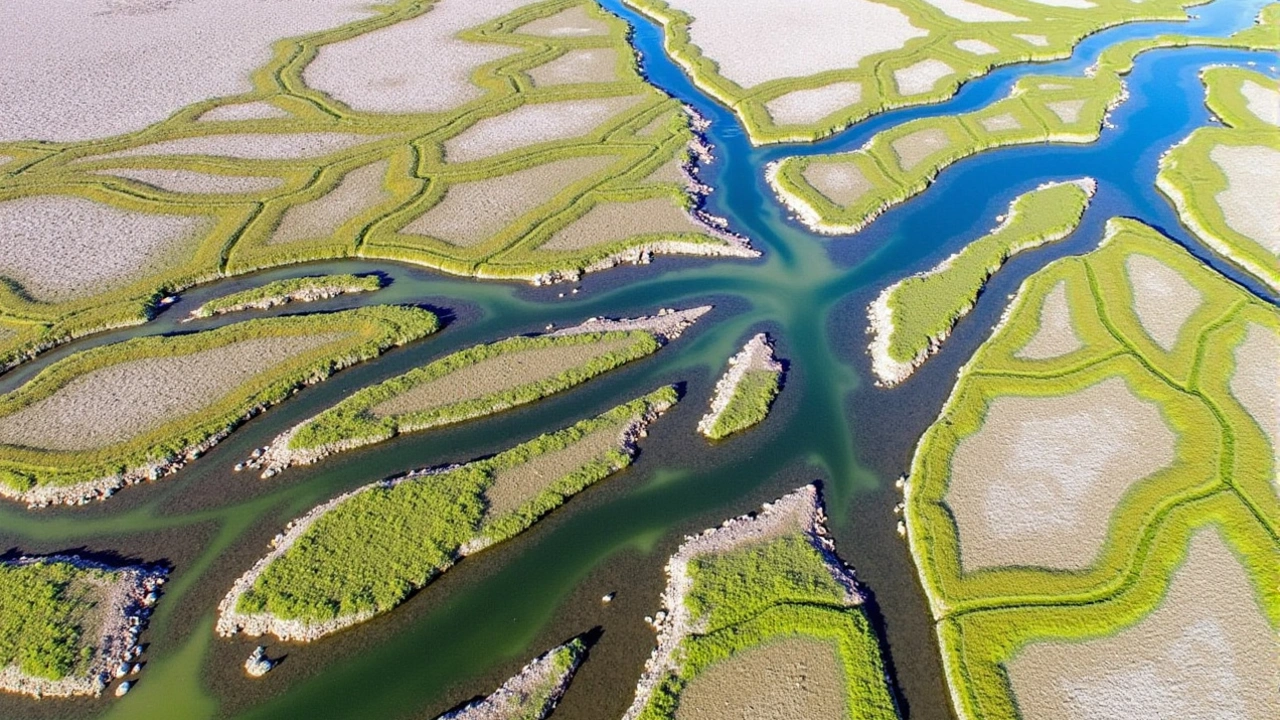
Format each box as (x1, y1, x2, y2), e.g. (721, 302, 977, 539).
(437, 640, 585, 720)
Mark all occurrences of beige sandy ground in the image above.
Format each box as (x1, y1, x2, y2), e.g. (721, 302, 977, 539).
(945, 377, 1176, 572)
(518, 5, 610, 37)
(270, 160, 390, 244)
(1026, 0, 1097, 8)
(0, 334, 341, 452)
(1047, 99, 1088, 124)
(96, 167, 284, 195)
(697, 333, 783, 437)
(980, 113, 1022, 132)
(1210, 144, 1280, 255)
(895, 59, 954, 97)
(1230, 323, 1280, 487)
(892, 127, 952, 171)
(404, 156, 613, 246)
(1007, 528, 1280, 719)
(1014, 34, 1050, 47)
(1240, 80, 1280, 126)
(438, 640, 584, 720)
(304, 0, 534, 115)
(637, 110, 677, 137)
(0, 194, 211, 302)
(372, 336, 637, 418)
(484, 423, 625, 519)
(93, 132, 389, 162)
(1016, 281, 1083, 359)
(528, 49, 619, 86)
(0, 0, 372, 142)
(198, 101, 289, 123)
(542, 196, 709, 250)
(653, 0, 926, 88)
(644, 158, 690, 185)
(763, 82, 862, 126)
(801, 161, 873, 207)
(673, 637, 848, 720)
(443, 96, 644, 163)
(1125, 253, 1204, 351)
(922, 0, 1024, 23)
(954, 39, 1000, 55)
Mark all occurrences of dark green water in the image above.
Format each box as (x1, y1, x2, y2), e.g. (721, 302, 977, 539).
(0, 1, 1274, 718)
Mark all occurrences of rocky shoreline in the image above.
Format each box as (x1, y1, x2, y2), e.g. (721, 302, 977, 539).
(437, 639, 586, 720)
(696, 332, 783, 436)
(186, 282, 380, 320)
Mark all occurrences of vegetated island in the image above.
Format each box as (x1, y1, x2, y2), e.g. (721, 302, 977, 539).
(218, 386, 678, 642)
(0, 0, 758, 376)
(0, 305, 438, 507)
(624, 0, 1219, 144)
(625, 484, 898, 719)
(766, 14, 1276, 234)
(185, 274, 384, 320)
(868, 178, 1094, 387)
(0, 555, 165, 699)
(247, 306, 709, 477)
(901, 217, 1280, 719)
(696, 332, 784, 440)
(436, 637, 587, 720)
(1158, 64, 1280, 292)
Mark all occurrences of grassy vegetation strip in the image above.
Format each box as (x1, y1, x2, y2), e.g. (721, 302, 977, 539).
(250, 306, 708, 476)
(437, 637, 587, 720)
(697, 332, 784, 439)
(0, 306, 437, 507)
(217, 386, 677, 641)
(0, 555, 165, 699)
(625, 484, 897, 719)
(868, 179, 1094, 386)
(186, 274, 384, 319)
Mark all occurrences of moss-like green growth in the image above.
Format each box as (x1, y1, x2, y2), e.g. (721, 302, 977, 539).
(870, 179, 1093, 386)
(219, 386, 677, 640)
(188, 274, 384, 318)
(437, 637, 588, 720)
(0, 305, 438, 506)
(704, 371, 780, 440)
(0, 561, 95, 681)
(901, 218, 1280, 719)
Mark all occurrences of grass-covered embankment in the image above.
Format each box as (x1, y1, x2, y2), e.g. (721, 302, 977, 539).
(900, 217, 1280, 719)
(626, 484, 898, 720)
(868, 179, 1094, 386)
(437, 637, 587, 720)
(187, 274, 384, 319)
(696, 332, 784, 439)
(218, 386, 678, 641)
(0, 305, 438, 506)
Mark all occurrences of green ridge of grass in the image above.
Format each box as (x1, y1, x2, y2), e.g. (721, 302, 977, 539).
(189, 273, 384, 318)
(0, 560, 99, 680)
(704, 370, 781, 440)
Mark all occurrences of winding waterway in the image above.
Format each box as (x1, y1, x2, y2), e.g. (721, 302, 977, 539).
(0, 1, 1275, 718)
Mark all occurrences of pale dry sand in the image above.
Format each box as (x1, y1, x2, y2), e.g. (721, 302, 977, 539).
(636, 110, 677, 137)
(404, 156, 613, 246)
(1210, 144, 1280, 255)
(1014, 34, 1050, 47)
(271, 160, 390, 244)
(1125, 253, 1204, 351)
(1007, 529, 1280, 720)
(979, 112, 1022, 131)
(372, 337, 638, 418)
(198, 101, 289, 123)
(1047, 99, 1088, 124)
(673, 638, 848, 720)
(443, 96, 644, 163)
(304, 0, 533, 114)
(763, 81, 862, 125)
(484, 424, 624, 519)
(644, 158, 690, 185)
(1016, 281, 1083, 359)
(1240, 80, 1280, 126)
(954, 38, 1000, 55)
(0, 195, 211, 302)
(1026, 0, 1096, 8)
(891, 127, 952, 171)
(895, 59, 954, 96)
(438, 640, 584, 720)
(541, 196, 708, 250)
(96, 167, 284, 195)
(1230, 323, 1280, 486)
(528, 49, 619, 86)
(518, 5, 610, 36)
(922, 0, 1024, 22)
(945, 377, 1176, 572)
(656, 0, 926, 88)
(0, 0, 372, 142)
(0, 334, 341, 451)
(801, 161, 872, 206)
(93, 132, 388, 162)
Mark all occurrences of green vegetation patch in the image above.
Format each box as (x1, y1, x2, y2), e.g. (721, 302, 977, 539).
(0, 560, 99, 681)
(437, 637, 588, 720)
(704, 371, 780, 440)
(188, 273, 384, 318)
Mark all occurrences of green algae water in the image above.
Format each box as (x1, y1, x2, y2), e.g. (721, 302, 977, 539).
(0, 1, 1276, 718)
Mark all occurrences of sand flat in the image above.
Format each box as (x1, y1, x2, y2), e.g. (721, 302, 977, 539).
(1239, 80, 1280, 126)
(673, 638, 848, 720)
(96, 168, 284, 195)
(764, 82, 862, 126)
(484, 424, 624, 519)
(517, 5, 610, 36)
(891, 127, 951, 170)
(0, 194, 211, 302)
(946, 378, 1176, 572)
(198, 101, 289, 122)
(92, 132, 389, 161)
(541, 196, 707, 250)
(270, 160, 391, 244)
(1210, 144, 1280, 255)
(0, 334, 342, 451)
(895, 59, 954, 96)
(404, 155, 614, 246)
(1026, 0, 1096, 7)
(443, 95, 644, 163)
(658, 0, 926, 88)
(1125, 253, 1204, 351)
(1014, 34, 1050, 47)
(922, 0, 1024, 22)
(1017, 281, 1083, 359)
(1008, 529, 1280, 720)
(802, 162, 872, 206)
(954, 39, 1000, 55)
(980, 113, 1021, 132)
(1047, 99, 1088, 124)
(1230, 323, 1280, 485)
(528, 48, 619, 86)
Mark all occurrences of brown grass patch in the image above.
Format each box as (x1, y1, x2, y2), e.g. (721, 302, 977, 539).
(1016, 281, 1082, 360)
(1124, 253, 1203, 351)
(528, 48, 619, 86)
(270, 160, 390, 244)
(443, 96, 644, 163)
(674, 637, 848, 720)
(542, 197, 707, 250)
(483, 423, 624, 519)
